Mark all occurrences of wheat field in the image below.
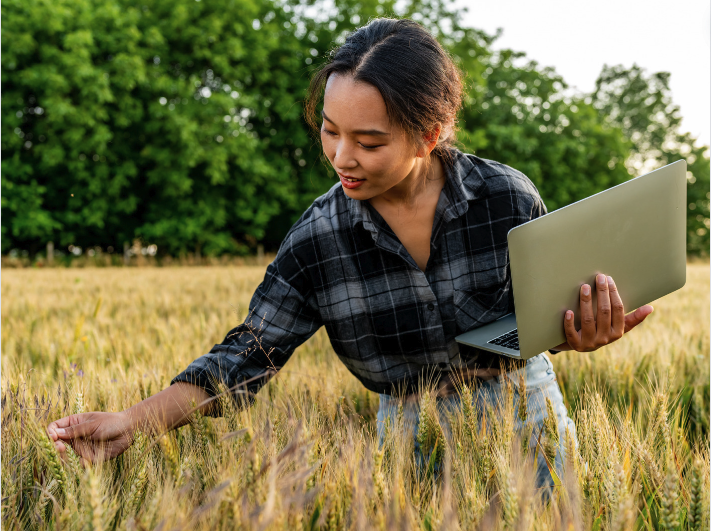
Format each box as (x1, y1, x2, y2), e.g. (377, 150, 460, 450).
(2, 264, 709, 530)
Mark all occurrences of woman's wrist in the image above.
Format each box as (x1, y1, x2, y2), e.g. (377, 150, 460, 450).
(122, 382, 213, 437)
(122, 401, 155, 437)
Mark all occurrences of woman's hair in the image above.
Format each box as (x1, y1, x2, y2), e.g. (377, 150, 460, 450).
(304, 17, 464, 170)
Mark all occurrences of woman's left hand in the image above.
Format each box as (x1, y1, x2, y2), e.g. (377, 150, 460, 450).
(551, 273, 654, 353)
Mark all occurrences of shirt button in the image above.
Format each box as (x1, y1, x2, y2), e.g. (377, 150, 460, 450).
(427, 303, 435, 311)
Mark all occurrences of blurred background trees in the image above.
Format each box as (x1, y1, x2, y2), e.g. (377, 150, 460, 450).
(2, 0, 708, 260)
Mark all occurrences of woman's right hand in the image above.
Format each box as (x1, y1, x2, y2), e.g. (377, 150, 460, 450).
(47, 411, 135, 464)
(46, 382, 215, 464)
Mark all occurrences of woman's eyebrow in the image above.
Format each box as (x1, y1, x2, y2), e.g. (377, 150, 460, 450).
(321, 110, 390, 136)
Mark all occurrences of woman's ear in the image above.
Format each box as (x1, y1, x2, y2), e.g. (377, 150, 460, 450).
(416, 124, 442, 158)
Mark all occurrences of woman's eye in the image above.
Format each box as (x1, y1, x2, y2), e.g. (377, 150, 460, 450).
(321, 128, 381, 149)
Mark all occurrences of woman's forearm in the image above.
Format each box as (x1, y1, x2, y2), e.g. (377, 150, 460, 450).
(122, 382, 214, 436)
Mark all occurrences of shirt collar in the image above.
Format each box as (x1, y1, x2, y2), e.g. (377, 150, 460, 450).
(346, 189, 376, 231)
(345, 147, 489, 232)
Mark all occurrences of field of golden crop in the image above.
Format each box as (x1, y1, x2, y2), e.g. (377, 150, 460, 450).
(2, 264, 709, 530)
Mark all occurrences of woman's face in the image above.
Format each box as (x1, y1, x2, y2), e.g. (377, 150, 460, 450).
(320, 73, 427, 201)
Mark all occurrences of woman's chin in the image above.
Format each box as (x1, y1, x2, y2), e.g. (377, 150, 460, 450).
(342, 184, 374, 200)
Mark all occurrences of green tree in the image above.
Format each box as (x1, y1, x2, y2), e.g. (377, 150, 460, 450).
(1, 0, 322, 256)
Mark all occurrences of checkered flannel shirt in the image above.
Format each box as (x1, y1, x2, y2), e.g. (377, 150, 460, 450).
(171, 148, 548, 411)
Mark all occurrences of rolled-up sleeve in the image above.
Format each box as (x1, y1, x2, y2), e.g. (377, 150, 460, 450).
(171, 236, 322, 415)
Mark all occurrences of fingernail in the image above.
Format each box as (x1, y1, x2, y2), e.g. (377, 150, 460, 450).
(566, 311, 573, 320)
(582, 285, 590, 296)
(607, 276, 614, 286)
(56, 428, 66, 436)
(597, 274, 606, 285)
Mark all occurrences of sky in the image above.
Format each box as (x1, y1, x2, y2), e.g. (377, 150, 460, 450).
(454, 0, 710, 148)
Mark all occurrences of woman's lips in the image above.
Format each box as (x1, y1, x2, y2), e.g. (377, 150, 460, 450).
(338, 173, 366, 189)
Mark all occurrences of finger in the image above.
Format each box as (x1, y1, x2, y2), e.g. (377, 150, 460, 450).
(48, 413, 86, 430)
(47, 424, 59, 441)
(54, 416, 96, 441)
(594, 274, 611, 343)
(563, 310, 581, 350)
(49, 413, 92, 441)
(54, 440, 67, 461)
(624, 305, 654, 332)
(579, 284, 596, 347)
(607, 276, 625, 336)
(47, 416, 81, 440)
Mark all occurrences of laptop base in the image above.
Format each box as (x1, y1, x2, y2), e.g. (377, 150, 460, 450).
(455, 313, 534, 360)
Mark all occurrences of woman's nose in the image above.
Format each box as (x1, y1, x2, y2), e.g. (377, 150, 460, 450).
(333, 141, 356, 169)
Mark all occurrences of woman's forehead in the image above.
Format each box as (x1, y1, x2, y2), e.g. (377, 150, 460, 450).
(323, 74, 391, 132)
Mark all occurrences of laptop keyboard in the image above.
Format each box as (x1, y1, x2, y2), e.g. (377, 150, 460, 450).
(488, 329, 520, 351)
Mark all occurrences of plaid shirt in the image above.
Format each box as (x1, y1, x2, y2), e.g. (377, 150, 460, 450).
(172, 148, 548, 406)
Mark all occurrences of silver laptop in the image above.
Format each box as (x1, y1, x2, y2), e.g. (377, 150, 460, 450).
(455, 160, 688, 359)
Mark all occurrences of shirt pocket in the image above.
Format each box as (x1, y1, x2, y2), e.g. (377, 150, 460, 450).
(452, 282, 511, 334)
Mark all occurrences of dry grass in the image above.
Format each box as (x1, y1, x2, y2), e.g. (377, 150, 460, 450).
(2, 264, 709, 530)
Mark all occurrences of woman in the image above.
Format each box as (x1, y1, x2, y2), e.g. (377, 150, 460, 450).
(47, 18, 652, 487)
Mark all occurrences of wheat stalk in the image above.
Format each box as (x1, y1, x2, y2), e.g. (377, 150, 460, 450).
(36, 429, 68, 501)
(543, 396, 559, 465)
(86, 468, 104, 531)
(495, 452, 518, 528)
(659, 467, 680, 530)
(160, 434, 181, 484)
(372, 445, 386, 503)
(688, 457, 706, 531)
(649, 391, 672, 459)
(126, 431, 149, 516)
(73, 386, 85, 415)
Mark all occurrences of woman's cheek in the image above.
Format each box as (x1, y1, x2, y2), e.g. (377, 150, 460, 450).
(363, 154, 390, 181)
(320, 137, 334, 161)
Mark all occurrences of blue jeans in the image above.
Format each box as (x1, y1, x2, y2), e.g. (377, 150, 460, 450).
(376, 353, 577, 489)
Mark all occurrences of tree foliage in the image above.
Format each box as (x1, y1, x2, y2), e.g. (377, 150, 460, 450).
(2, 0, 707, 258)
(2, 0, 322, 256)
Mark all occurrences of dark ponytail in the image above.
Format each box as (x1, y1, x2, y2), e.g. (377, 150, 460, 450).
(304, 18, 464, 170)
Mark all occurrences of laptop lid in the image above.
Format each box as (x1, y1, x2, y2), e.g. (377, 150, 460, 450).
(507, 160, 687, 358)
